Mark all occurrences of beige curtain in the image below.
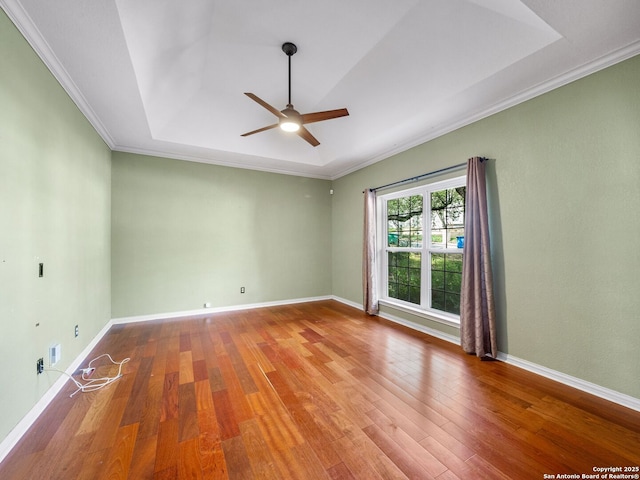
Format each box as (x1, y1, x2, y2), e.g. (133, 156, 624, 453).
(460, 157, 497, 358)
(363, 189, 379, 315)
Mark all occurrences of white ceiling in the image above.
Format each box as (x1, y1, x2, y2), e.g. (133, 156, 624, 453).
(3, 0, 640, 179)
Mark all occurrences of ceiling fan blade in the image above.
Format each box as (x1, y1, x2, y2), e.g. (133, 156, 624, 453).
(301, 108, 349, 125)
(244, 93, 286, 119)
(241, 123, 279, 137)
(296, 126, 320, 147)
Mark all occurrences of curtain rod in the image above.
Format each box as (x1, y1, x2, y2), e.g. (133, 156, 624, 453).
(367, 161, 467, 193)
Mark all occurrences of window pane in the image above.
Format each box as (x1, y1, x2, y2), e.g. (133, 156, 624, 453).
(432, 290, 445, 310)
(409, 195, 423, 213)
(410, 286, 420, 303)
(431, 209, 445, 229)
(450, 186, 465, 205)
(388, 252, 421, 305)
(445, 293, 461, 315)
(431, 228, 445, 248)
(409, 267, 421, 286)
(431, 190, 447, 209)
(446, 206, 465, 227)
(445, 272, 462, 293)
(387, 199, 398, 246)
(410, 217, 423, 247)
(387, 195, 422, 248)
(410, 194, 423, 248)
(432, 270, 444, 289)
(398, 283, 409, 300)
(446, 254, 463, 272)
(431, 253, 463, 315)
(447, 228, 465, 249)
(430, 187, 465, 249)
(388, 232, 399, 246)
(431, 252, 444, 270)
(389, 266, 398, 283)
(397, 267, 409, 284)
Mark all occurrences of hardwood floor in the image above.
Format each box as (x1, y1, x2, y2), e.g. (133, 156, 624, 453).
(1, 300, 639, 479)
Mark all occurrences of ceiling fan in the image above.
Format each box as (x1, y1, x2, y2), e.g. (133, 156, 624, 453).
(241, 42, 349, 147)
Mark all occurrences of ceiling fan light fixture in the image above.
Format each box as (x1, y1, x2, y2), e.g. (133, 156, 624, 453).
(279, 105, 301, 132)
(280, 119, 300, 132)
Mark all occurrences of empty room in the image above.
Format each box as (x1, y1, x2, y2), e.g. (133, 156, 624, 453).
(1, 1, 639, 479)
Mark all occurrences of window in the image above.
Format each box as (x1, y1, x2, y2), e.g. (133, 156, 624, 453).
(379, 176, 466, 323)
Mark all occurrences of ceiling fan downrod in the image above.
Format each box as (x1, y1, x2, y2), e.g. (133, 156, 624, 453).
(282, 42, 297, 107)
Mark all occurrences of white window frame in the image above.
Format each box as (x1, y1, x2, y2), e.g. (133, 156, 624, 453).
(376, 175, 466, 327)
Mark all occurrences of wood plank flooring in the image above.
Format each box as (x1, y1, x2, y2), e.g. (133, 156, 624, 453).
(1, 300, 639, 479)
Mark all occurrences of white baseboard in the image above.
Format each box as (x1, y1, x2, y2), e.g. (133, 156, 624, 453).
(331, 296, 640, 413)
(496, 352, 640, 412)
(0, 319, 114, 464)
(111, 295, 333, 324)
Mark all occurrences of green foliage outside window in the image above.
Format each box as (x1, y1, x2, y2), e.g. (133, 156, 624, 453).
(431, 253, 462, 314)
(388, 252, 421, 304)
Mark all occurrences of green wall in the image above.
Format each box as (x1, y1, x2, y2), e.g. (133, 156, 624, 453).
(111, 153, 332, 317)
(332, 54, 640, 399)
(0, 10, 112, 442)
(2, 2, 639, 453)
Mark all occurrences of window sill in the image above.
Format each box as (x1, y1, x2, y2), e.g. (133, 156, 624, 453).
(378, 299, 461, 329)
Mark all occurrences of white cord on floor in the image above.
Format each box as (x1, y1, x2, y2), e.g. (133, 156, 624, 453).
(46, 353, 130, 397)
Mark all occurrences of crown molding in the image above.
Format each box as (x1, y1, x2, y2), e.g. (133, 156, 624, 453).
(1, 0, 116, 148)
(330, 40, 640, 180)
(4, 0, 639, 180)
(113, 144, 333, 180)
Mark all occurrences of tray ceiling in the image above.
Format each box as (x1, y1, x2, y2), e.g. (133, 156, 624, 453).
(3, 0, 640, 178)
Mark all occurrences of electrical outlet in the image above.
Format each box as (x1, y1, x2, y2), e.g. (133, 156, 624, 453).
(49, 344, 61, 366)
(240, 287, 245, 294)
(74, 325, 79, 337)
(36, 358, 44, 374)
